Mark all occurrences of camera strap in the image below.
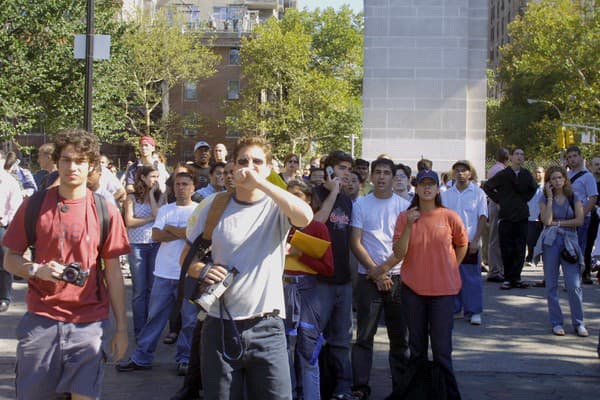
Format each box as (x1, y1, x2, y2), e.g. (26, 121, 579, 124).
(219, 299, 244, 361)
(174, 192, 233, 317)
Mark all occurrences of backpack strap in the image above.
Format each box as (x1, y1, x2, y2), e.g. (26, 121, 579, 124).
(570, 170, 588, 184)
(92, 193, 110, 301)
(25, 190, 48, 259)
(174, 191, 233, 314)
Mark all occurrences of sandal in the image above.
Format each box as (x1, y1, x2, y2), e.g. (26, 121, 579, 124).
(513, 280, 529, 289)
(500, 281, 512, 290)
(163, 332, 178, 345)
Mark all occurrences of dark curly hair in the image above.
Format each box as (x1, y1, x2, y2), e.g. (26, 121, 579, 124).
(52, 129, 100, 166)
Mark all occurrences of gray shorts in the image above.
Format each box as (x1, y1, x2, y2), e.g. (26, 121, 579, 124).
(15, 313, 108, 400)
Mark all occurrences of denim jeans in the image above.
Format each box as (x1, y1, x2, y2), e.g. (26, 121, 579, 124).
(453, 262, 483, 318)
(401, 284, 461, 400)
(284, 276, 326, 400)
(131, 277, 197, 366)
(0, 227, 12, 303)
(542, 235, 585, 328)
(499, 220, 528, 283)
(128, 242, 160, 340)
(577, 216, 591, 276)
(352, 275, 409, 394)
(201, 315, 292, 400)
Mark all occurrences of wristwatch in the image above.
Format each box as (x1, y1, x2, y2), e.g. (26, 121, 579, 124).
(28, 263, 41, 278)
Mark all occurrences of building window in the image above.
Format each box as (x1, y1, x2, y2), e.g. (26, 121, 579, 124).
(226, 127, 240, 139)
(184, 81, 198, 101)
(229, 48, 240, 65)
(227, 80, 240, 100)
(183, 126, 198, 137)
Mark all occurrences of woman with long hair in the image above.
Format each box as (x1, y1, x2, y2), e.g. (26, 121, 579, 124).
(280, 153, 300, 183)
(371, 170, 467, 399)
(284, 179, 333, 400)
(534, 165, 588, 337)
(124, 165, 165, 340)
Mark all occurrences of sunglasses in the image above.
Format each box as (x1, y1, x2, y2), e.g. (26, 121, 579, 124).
(236, 157, 265, 167)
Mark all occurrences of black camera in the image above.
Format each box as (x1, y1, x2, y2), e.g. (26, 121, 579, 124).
(60, 263, 89, 287)
(190, 264, 239, 312)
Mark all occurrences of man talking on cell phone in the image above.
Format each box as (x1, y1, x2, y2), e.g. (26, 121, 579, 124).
(184, 137, 313, 400)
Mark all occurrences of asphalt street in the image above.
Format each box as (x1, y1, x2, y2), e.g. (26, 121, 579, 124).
(1, 264, 599, 399)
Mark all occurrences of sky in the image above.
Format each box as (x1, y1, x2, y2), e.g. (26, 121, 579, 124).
(297, 0, 364, 12)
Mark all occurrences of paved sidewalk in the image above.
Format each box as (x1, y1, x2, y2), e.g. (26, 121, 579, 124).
(0, 265, 598, 399)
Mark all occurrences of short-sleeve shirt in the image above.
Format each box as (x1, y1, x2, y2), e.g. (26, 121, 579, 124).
(539, 193, 583, 231)
(186, 194, 291, 319)
(441, 182, 487, 242)
(127, 199, 155, 244)
(394, 207, 468, 296)
(568, 169, 598, 216)
(2, 188, 130, 323)
(153, 202, 196, 279)
(351, 193, 410, 275)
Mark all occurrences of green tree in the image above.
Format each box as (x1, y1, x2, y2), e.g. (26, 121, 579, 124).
(121, 8, 220, 152)
(225, 8, 363, 158)
(0, 0, 130, 143)
(491, 0, 600, 158)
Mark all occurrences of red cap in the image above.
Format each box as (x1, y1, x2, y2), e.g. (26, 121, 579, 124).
(139, 136, 155, 147)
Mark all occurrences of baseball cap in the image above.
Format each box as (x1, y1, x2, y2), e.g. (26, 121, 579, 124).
(194, 141, 211, 151)
(415, 169, 439, 185)
(451, 160, 473, 171)
(139, 136, 155, 147)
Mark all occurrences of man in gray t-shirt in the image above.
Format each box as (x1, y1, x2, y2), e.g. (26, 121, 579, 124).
(184, 137, 313, 400)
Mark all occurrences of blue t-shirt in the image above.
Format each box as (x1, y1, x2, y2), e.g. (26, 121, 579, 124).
(540, 193, 583, 230)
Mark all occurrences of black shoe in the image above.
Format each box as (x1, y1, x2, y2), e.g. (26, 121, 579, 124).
(115, 359, 152, 372)
(170, 387, 202, 400)
(487, 275, 505, 283)
(0, 300, 9, 313)
(177, 362, 189, 376)
(582, 275, 594, 284)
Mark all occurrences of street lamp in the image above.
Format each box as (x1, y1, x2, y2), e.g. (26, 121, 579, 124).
(526, 98, 563, 120)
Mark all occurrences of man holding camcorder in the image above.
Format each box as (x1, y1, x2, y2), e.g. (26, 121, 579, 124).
(2, 129, 131, 400)
(184, 136, 313, 400)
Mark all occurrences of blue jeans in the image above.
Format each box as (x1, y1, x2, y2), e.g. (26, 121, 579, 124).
(284, 276, 325, 400)
(454, 262, 483, 318)
(352, 275, 409, 394)
(314, 281, 353, 397)
(401, 284, 461, 400)
(577, 216, 591, 272)
(131, 277, 197, 366)
(542, 235, 585, 328)
(201, 315, 292, 400)
(0, 227, 12, 303)
(128, 242, 160, 340)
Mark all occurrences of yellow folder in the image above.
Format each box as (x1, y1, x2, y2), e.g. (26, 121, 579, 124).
(284, 230, 331, 275)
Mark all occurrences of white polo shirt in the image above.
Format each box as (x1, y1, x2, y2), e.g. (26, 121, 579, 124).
(441, 182, 488, 242)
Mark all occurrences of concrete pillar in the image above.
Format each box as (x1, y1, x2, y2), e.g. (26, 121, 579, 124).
(362, 0, 487, 176)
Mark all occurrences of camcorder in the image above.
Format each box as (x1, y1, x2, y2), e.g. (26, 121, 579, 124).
(190, 262, 239, 312)
(60, 262, 89, 286)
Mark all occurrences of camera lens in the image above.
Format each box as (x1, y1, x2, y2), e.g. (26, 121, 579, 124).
(63, 268, 76, 282)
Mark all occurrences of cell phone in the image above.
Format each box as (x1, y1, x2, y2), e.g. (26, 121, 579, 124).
(326, 166, 334, 180)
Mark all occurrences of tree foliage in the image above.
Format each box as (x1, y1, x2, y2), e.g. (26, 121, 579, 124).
(0, 0, 129, 143)
(121, 8, 220, 149)
(490, 0, 600, 158)
(225, 7, 363, 158)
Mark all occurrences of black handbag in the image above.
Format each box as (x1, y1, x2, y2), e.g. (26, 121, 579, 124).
(560, 248, 578, 264)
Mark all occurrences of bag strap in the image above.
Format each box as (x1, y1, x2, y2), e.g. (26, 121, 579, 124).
(25, 190, 47, 252)
(174, 191, 233, 314)
(92, 192, 110, 301)
(570, 170, 587, 184)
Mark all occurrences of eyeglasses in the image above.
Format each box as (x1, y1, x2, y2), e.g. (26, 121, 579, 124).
(236, 157, 265, 167)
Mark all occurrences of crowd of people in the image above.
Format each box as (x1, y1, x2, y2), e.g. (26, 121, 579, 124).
(0, 131, 599, 400)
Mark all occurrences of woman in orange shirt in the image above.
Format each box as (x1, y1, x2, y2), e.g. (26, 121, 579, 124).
(371, 170, 467, 399)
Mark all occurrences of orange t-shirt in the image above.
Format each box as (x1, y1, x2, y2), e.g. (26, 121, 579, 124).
(394, 207, 468, 296)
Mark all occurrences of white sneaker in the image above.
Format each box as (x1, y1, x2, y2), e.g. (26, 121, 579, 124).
(576, 325, 589, 337)
(552, 325, 566, 336)
(470, 314, 482, 325)
(453, 312, 463, 320)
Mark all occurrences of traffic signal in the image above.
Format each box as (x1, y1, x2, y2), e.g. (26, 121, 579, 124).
(557, 127, 566, 149)
(565, 128, 575, 146)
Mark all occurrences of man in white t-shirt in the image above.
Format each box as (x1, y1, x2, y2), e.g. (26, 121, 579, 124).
(350, 158, 411, 398)
(117, 172, 198, 375)
(184, 137, 313, 400)
(442, 160, 488, 325)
